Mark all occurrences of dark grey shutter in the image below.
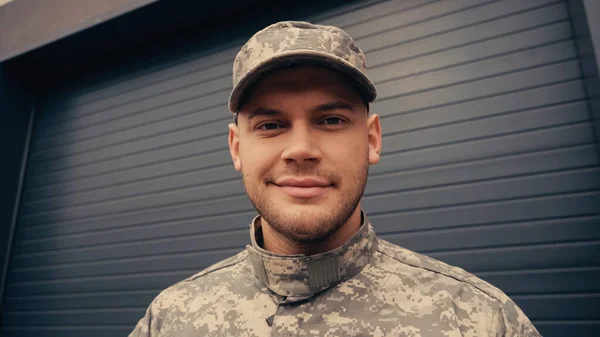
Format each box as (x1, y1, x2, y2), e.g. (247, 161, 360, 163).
(2, 0, 598, 336)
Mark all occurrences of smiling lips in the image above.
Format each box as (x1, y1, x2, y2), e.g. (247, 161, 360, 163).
(272, 177, 333, 198)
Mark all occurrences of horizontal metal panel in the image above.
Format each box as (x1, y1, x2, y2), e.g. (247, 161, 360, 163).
(32, 93, 231, 166)
(24, 158, 240, 205)
(22, 155, 241, 215)
(19, 166, 599, 228)
(25, 2, 569, 168)
(23, 100, 591, 214)
(30, 0, 567, 150)
(10, 216, 599, 282)
(25, 76, 588, 190)
(30, 19, 576, 165)
(29, 85, 231, 167)
(369, 20, 573, 84)
(8, 242, 599, 296)
(38, 86, 229, 142)
(24, 50, 581, 182)
(27, 129, 229, 181)
(23, 153, 233, 202)
(3, 308, 143, 327)
(364, 168, 600, 214)
(19, 180, 246, 228)
(5, 289, 160, 311)
(29, 113, 230, 171)
(515, 294, 600, 320)
(28, 40, 580, 168)
(318, 0, 430, 28)
(428, 241, 600, 272)
(26, 139, 232, 192)
(74, 45, 239, 105)
(22, 142, 598, 227)
(32, 50, 582, 174)
(24, 79, 588, 195)
(366, 2, 567, 66)
(68, 65, 230, 122)
(10, 231, 248, 274)
(32, 12, 573, 160)
(380, 216, 600, 252)
(381, 101, 589, 155)
(16, 192, 600, 260)
(368, 144, 598, 196)
(376, 40, 577, 99)
(34, 46, 237, 132)
(31, 110, 231, 169)
(24, 79, 587, 198)
(14, 211, 254, 254)
(30, 87, 230, 169)
(6, 266, 225, 296)
(6, 267, 598, 311)
(357, 0, 559, 52)
(371, 191, 600, 233)
(19, 191, 252, 232)
(17, 196, 255, 241)
(374, 59, 580, 115)
(374, 123, 595, 175)
(27, 0, 473, 151)
(377, 79, 584, 135)
(478, 267, 600, 295)
(346, 0, 493, 40)
(0, 326, 131, 337)
(18, 173, 599, 240)
(34, 63, 232, 145)
(40, 0, 426, 117)
(535, 322, 599, 337)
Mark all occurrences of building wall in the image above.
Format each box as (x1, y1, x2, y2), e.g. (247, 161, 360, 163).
(1, 0, 599, 336)
(0, 0, 158, 62)
(0, 66, 34, 313)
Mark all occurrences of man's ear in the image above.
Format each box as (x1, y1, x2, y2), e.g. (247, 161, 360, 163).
(228, 123, 242, 171)
(367, 114, 382, 165)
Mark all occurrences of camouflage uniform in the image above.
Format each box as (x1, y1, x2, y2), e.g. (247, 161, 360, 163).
(129, 21, 542, 336)
(129, 214, 541, 336)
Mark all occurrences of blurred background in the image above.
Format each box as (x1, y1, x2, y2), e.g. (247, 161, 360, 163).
(1, 0, 599, 336)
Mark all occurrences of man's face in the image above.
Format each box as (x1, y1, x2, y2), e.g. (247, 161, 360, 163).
(228, 66, 381, 242)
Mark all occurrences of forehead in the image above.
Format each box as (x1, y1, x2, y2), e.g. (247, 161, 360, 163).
(241, 65, 364, 107)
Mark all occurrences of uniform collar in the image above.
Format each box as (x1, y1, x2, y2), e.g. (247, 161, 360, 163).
(245, 213, 377, 297)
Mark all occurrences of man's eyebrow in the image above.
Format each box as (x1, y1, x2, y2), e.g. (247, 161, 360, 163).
(247, 107, 285, 121)
(310, 101, 356, 114)
(247, 101, 355, 120)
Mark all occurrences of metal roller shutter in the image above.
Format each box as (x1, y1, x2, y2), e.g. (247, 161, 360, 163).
(2, 0, 598, 336)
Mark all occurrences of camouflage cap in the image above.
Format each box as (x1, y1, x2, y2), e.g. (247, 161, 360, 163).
(228, 21, 377, 112)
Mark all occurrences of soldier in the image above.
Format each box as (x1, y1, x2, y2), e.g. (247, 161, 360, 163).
(129, 21, 542, 337)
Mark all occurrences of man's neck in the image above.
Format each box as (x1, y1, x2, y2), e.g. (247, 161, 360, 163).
(260, 207, 363, 256)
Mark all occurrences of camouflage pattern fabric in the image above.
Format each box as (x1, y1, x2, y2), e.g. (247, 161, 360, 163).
(228, 21, 377, 112)
(129, 214, 542, 336)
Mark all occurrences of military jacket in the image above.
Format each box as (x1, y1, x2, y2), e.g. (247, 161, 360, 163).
(129, 215, 541, 337)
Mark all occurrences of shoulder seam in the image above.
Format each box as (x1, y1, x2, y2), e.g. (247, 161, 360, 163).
(461, 274, 503, 305)
(183, 251, 249, 284)
(376, 247, 504, 306)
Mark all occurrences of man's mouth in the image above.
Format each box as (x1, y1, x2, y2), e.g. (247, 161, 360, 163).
(271, 177, 333, 199)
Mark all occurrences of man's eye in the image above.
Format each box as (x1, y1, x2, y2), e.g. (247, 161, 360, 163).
(258, 123, 282, 130)
(321, 117, 343, 125)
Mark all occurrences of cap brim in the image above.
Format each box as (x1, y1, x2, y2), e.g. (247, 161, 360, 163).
(228, 49, 377, 112)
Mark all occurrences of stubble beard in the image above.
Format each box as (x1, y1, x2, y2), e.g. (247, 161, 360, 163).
(242, 162, 369, 243)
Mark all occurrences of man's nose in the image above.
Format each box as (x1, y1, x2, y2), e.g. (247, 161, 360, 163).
(280, 124, 322, 164)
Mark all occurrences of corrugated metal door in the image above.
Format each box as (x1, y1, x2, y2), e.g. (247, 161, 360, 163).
(2, 0, 599, 336)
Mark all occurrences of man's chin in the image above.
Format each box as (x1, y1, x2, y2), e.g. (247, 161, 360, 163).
(261, 207, 343, 238)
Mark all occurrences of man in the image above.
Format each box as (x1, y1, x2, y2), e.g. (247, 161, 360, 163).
(129, 21, 541, 337)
